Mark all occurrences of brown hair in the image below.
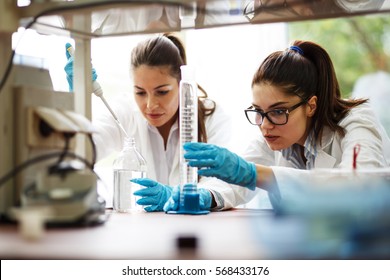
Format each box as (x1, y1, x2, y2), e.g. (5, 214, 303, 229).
(252, 39, 367, 141)
(131, 33, 215, 142)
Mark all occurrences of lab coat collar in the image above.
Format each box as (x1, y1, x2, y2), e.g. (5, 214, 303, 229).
(146, 119, 179, 135)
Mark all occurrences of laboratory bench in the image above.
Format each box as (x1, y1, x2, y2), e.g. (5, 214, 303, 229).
(1, 206, 389, 260)
(0, 208, 272, 260)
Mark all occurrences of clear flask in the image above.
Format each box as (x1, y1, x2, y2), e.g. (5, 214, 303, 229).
(113, 137, 147, 212)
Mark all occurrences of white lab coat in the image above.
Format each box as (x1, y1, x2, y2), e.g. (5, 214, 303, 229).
(352, 71, 390, 136)
(92, 93, 232, 189)
(211, 102, 390, 210)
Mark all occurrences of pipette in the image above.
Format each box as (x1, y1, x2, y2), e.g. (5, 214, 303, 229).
(91, 81, 129, 138)
(66, 44, 129, 138)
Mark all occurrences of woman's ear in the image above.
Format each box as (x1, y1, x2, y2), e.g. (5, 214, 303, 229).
(306, 96, 317, 117)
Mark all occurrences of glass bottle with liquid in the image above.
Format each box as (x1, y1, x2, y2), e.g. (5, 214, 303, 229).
(113, 137, 147, 212)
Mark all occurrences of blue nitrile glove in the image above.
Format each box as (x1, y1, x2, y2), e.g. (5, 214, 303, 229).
(163, 186, 212, 212)
(183, 142, 257, 190)
(64, 43, 98, 91)
(132, 178, 173, 212)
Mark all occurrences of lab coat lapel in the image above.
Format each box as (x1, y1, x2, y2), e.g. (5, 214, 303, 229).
(169, 144, 180, 186)
(314, 127, 337, 168)
(314, 150, 337, 168)
(140, 121, 157, 180)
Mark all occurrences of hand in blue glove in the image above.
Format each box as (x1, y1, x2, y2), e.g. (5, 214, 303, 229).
(163, 186, 212, 212)
(64, 43, 98, 91)
(132, 178, 172, 212)
(183, 142, 257, 190)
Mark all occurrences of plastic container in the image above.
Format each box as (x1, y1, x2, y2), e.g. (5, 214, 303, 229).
(113, 137, 147, 212)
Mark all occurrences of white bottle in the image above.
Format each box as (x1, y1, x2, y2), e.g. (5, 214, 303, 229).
(113, 137, 147, 212)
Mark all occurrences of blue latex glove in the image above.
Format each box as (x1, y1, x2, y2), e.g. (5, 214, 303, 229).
(132, 178, 173, 212)
(64, 43, 98, 91)
(163, 186, 212, 212)
(183, 142, 257, 190)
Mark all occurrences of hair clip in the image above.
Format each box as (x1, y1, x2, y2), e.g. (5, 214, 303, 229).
(289, 45, 304, 55)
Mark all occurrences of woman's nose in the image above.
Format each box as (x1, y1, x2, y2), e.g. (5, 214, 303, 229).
(146, 96, 159, 110)
(260, 116, 274, 130)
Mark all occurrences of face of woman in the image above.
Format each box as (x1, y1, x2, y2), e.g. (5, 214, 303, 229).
(251, 83, 316, 151)
(133, 65, 179, 131)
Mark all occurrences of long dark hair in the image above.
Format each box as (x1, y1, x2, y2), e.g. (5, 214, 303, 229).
(131, 33, 215, 142)
(252, 39, 367, 141)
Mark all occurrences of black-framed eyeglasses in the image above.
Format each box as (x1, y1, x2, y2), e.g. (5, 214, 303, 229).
(244, 100, 307, 126)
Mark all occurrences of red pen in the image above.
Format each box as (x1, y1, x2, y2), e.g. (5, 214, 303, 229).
(353, 144, 361, 170)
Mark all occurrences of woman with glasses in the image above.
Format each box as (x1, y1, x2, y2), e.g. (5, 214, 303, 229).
(164, 39, 390, 212)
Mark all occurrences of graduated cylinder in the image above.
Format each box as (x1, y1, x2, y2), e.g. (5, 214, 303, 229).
(179, 65, 198, 209)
